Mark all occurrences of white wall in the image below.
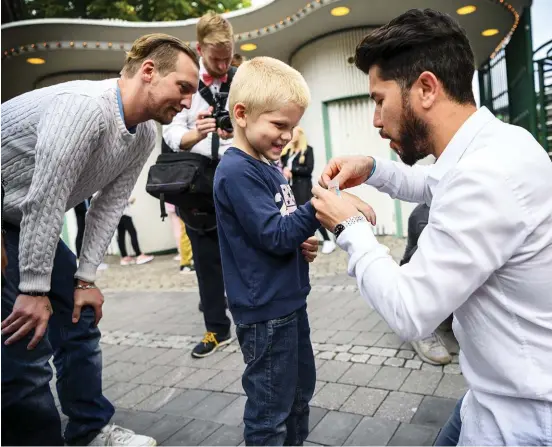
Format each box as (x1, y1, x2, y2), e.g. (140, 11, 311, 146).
(291, 27, 417, 236)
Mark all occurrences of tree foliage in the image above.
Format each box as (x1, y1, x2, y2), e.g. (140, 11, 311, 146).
(22, 0, 251, 21)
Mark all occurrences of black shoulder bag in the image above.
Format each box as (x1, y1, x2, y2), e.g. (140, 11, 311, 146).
(146, 67, 237, 233)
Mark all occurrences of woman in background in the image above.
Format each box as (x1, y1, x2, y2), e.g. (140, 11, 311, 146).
(281, 127, 336, 254)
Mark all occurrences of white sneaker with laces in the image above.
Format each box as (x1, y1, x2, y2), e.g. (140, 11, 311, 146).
(321, 240, 336, 254)
(88, 424, 156, 446)
(411, 332, 452, 365)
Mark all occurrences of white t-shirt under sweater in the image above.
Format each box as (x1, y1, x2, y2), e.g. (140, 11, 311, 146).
(1, 78, 157, 293)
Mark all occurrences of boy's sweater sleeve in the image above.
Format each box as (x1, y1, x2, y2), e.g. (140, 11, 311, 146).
(218, 167, 320, 255)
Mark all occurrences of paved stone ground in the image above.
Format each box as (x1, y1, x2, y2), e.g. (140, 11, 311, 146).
(52, 236, 465, 446)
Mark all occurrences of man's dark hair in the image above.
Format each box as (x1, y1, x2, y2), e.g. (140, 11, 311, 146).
(355, 9, 476, 105)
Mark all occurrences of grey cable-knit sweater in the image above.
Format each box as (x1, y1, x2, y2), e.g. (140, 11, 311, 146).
(1, 78, 156, 293)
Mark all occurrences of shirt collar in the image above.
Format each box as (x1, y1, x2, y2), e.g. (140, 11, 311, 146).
(427, 106, 495, 186)
(199, 58, 223, 86)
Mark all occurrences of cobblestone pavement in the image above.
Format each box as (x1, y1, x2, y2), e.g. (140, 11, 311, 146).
(53, 236, 465, 446)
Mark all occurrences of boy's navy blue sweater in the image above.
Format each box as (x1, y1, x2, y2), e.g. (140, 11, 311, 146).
(214, 147, 321, 325)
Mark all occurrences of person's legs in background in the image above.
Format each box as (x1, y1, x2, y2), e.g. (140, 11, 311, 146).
(74, 201, 87, 259)
(125, 216, 153, 266)
(179, 219, 194, 273)
(318, 227, 336, 255)
(117, 217, 132, 266)
(186, 226, 232, 357)
(167, 204, 182, 263)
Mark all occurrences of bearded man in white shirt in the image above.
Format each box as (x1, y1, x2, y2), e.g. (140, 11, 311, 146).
(311, 8, 552, 446)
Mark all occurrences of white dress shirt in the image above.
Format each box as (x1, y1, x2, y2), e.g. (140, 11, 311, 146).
(337, 107, 552, 445)
(162, 58, 233, 158)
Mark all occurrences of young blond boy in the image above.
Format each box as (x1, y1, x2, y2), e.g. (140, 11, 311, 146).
(213, 57, 321, 445)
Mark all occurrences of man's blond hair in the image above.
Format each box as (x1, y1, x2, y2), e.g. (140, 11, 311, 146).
(229, 57, 310, 122)
(197, 12, 234, 47)
(121, 33, 199, 77)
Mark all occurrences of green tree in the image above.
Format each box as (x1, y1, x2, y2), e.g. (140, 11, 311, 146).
(22, 0, 251, 21)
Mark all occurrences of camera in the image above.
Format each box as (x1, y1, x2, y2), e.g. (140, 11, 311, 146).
(212, 92, 233, 133)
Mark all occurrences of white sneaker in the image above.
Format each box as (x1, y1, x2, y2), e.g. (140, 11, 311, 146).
(98, 263, 109, 271)
(136, 254, 154, 265)
(88, 424, 156, 446)
(173, 254, 181, 262)
(321, 240, 336, 254)
(411, 332, 452, 365)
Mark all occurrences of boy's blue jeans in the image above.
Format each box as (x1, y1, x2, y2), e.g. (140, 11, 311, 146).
(1, 226, 114, 445)
(236, 305, 316, 446)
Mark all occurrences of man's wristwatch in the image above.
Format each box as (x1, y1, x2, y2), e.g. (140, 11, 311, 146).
(20, 291, 48, 297)
(334, 215, 368, 240)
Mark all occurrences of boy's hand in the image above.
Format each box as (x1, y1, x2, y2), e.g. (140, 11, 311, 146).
(301, 236, 319, 263)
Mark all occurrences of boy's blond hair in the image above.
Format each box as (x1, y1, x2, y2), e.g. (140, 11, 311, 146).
(229, 57, 310, 122)
(197, 12, 234, 47)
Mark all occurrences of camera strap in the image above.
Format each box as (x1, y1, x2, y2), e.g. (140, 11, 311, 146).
(197, 67, 238, 161)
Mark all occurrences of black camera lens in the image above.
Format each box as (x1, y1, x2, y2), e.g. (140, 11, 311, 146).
(217, 115, 234, 133)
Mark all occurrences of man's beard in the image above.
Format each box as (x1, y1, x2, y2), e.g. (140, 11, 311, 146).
(396, 101, 432, 166)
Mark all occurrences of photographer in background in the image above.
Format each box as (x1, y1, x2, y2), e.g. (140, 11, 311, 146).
(163, 12, 234, 358)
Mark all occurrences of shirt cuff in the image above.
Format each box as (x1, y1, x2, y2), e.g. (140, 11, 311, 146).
(75, 260, 98, 283)
(336, 220, 379, 257)
(364, 157, 388, 188)
(19, 272, 51, 294)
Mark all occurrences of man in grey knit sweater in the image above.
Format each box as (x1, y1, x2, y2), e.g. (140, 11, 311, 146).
(1, 34, 199, 446)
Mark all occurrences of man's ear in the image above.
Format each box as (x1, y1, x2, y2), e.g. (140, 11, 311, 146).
(416, 71, 439, 109)
(140, 59, 155, 83)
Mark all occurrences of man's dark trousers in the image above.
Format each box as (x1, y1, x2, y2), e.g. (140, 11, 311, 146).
(1, 225, 114, 445)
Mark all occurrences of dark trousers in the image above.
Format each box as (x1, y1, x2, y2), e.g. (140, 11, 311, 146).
(186, 226, 231, 336)
(117, 215, 141, 257)
(74, 206, 86, 258)
(1, 226, 114, 446)
(434, 395, 463, 446)
(318, 227, 330, 241)
(237, 305, 316, 446)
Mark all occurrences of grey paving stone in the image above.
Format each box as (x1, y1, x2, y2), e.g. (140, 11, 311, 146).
(212, 353, 245, 371)
(201, 370, 243, 392)
(338, 364, 381, 387)
(164, 419, 221, 446)
(422, 363, 443, 373)
(314, 381, 326, 397)
(130, 365, 176, 385)
(158, 366, 198, 387)
(316, 360, 351, 382)
(374, 333, 404, 349)
(373, 320, 394, 333)
(405, 360, 423, 369)
(103, 361, 150, 382)
(103, 382, 139, 402)
(328, 330, 359, 344)
(315, 358, 326, 371)
(400, 371, 443, 395)
(434, 374, 468, 399)
(375, 391, 423, 423)
(443, 364, 462, 375)
(134, 387, 183, 412)
(116, 346, 168, 363)
(158, 389, 211, 415)
(350, 314, 382, 332)
(187, 392, 238, 420)
(388, 422, 440, 446)
(411, 396, 458, 428)
(354, 331, 385, 346)
(225, 378, 246, 395)
(174, 368, 220, 389)
(192, 351, 231, 368)
(309, 406, 328, 430)
(214, 395, 247, 426)
(111, 409, 164, 434)
(335, 353, 353, 362)
(114, 384, 162, 409)
(307, 411, 363, 445)
(384, 358, 405, 367)
(149, 348, 187, 366)
(340, 387, 388, 416)
(343, 416, 399, 445)
(200, 425, 244, 446)
(397, 350, 416, 359)
(318, 351, 336, 360)
(367, 356, 386, 366)
(144, 415, 194, 445)
(369, 366, 411, 391)
(310, 383, 356, 410)
(311, 329, 337, 343)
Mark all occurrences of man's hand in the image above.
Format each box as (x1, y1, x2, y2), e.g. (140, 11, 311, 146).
(301, 236, 319, 263)
(341, 191, 377, 225)
(73, 281, 104, 326)
(1, 294, 53, 349)
(319, 156, 375, 190)
(283, 167, 292, 181)
(217, 129, 234, 140)
(195, 107, 217, 140)
(311, 185, 363, 232)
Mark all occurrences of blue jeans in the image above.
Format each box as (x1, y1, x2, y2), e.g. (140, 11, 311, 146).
(1, 226, 114, 445)
(434, 395, 463, 446)
(237, 305, 316, 446)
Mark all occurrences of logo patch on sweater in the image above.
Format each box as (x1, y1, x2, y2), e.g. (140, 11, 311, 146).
(277, 184, 297, 216)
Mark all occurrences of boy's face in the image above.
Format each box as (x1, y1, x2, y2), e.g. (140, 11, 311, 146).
(244, 103, 305, 161)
